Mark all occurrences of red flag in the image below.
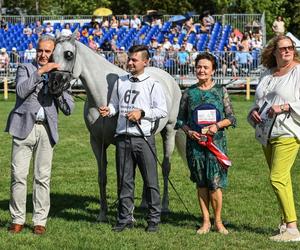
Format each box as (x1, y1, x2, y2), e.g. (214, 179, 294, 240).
(196, 133, 231, 170)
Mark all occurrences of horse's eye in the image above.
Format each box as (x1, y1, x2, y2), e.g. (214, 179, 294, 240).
(64, 51, 74, 61)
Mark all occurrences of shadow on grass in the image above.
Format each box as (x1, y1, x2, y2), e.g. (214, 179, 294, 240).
(224, 222, 273, 235)
(0, 193, 198, 227)
(49, 192, 103, 222)
(0, 193, 105, 223)
(0, 194, 273, 234)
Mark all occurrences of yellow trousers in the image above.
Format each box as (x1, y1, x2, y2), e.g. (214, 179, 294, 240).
(263, 137, 300, 223)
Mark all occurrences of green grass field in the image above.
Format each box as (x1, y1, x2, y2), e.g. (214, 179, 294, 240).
(1, 94, 300, 249)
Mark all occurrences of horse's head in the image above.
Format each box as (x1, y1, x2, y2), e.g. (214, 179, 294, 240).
(48, 30, 78, 95)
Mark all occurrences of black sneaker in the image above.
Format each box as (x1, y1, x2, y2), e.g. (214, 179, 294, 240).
(112, 222, 134, 232)
(145, 222, 159, 232)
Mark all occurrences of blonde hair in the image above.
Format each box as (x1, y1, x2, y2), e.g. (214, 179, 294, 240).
(261, 35, 300, 69)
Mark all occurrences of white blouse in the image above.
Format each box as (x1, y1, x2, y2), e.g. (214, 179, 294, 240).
(254, 64, 300, 139)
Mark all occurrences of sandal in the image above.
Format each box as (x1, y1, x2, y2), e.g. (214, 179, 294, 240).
(196, 223, 211, 235)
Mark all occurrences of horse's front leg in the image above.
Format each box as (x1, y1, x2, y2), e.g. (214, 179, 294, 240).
(90, 135, 108, 222)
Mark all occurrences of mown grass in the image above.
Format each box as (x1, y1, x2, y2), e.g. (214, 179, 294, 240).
(1, 94, 300, 249)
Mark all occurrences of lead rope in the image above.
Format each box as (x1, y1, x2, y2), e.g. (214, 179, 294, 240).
(134, 122, 192, 216)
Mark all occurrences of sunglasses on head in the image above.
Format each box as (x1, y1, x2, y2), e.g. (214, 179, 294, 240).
(277, 46, 294, 53)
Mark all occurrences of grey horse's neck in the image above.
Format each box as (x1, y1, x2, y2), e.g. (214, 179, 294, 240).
(75, 41, 125, 107)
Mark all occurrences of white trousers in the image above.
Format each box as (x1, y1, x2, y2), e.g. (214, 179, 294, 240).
(9, 124, 54, 226)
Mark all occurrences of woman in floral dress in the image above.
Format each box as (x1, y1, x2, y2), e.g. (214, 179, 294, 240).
(177, 52, 236, 235)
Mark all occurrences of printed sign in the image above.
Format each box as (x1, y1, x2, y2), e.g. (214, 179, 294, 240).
(197, 109, 217, 125)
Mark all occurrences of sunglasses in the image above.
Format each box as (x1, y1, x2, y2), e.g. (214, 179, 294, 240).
(277, 46, 294, 53)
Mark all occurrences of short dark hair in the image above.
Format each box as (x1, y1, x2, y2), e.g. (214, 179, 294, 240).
(128, 45, 150, 60)
(195, 52, 217, 70)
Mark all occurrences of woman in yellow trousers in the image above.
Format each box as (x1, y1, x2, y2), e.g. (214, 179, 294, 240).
(248, 35, 300, 242)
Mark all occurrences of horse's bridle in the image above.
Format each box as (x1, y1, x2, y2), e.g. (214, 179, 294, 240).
(54, 36, 77, 75)
(48, 36, 77, 95)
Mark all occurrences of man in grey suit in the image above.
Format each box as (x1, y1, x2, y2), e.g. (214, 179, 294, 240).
(5, 34, 75, 235)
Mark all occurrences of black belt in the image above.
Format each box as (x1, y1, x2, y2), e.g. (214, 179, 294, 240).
(35, 120, 46, 125)
(116, 134, 152, 138)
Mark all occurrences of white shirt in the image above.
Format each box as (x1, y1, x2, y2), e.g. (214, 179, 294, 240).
(61, 29, 72, 37)
(272, 20, 285, 34)
(130, 18, 141, 29)
(24, 48, 36, 61)
(108, 72, 168, 136)
(162, 41, 172, 50)
(185, 42, 193, 52)
(254, 65, 300, 139)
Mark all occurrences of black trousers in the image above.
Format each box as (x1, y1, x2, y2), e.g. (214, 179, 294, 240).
(116, 135, 161, 224)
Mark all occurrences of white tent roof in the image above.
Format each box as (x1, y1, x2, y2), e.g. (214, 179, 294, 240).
(286, 32, 300, 48)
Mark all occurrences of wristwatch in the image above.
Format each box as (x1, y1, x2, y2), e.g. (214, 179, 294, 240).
(140, 109, 145, 118)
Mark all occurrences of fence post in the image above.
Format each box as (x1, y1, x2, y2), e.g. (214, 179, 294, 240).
(4, 77, 8, 100)
(246, 77, 250, 100)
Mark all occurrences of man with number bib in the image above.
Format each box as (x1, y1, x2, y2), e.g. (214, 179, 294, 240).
(99, 45, 167, 232)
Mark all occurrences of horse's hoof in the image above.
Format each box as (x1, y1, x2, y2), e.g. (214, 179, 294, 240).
(96, 212, 108, 223)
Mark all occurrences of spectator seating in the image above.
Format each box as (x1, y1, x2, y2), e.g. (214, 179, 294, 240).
(0, 20, 233, 54)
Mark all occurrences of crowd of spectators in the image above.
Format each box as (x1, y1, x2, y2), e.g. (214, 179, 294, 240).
(0, 13, 264, 78)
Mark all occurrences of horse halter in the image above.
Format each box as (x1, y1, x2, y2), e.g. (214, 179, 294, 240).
(48, 36, 77, 96)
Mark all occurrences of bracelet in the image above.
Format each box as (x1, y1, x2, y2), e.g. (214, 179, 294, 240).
(215, 123, 220, 130)
(185, 129, 191, 136)
(187, 130, 193, 138)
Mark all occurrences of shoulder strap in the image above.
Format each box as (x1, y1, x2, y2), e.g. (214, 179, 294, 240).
(150, 81, 160, 135)
(116, 77, 120, 100)
(150, 82, 155, 95)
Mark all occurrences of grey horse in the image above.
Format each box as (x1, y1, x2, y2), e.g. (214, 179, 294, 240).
(49, 31, 182, 222)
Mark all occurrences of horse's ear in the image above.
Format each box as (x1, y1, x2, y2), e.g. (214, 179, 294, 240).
(55, 29, 61, 39)
(71, 28, 78, 40)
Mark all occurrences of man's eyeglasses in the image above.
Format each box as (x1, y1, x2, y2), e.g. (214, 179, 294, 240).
(277, 46, 294, 53)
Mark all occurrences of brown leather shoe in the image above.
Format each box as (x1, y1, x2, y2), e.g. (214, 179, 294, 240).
(33, 225, 46, 235)
(8, 223, 24, 233)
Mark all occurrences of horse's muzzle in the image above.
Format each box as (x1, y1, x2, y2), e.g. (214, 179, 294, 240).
(48, 70, 72, 96)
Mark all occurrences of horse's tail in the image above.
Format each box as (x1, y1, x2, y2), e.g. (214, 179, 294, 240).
(175, 128, 187, 164)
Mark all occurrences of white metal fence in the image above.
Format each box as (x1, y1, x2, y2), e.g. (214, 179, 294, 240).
(0, 50, 263, 89)
(3, 13, 265, 32)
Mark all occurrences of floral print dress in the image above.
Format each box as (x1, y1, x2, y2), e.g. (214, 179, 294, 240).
(176, 84, 236, 190)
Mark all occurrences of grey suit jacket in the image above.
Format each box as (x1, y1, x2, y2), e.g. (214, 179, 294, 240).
(5, 62, 75, 144)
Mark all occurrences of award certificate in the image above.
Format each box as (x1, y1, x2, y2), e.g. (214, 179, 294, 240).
(197, 109, 217, 125)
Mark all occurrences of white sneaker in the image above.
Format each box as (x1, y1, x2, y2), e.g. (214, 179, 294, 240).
(270, 229, 300, 242)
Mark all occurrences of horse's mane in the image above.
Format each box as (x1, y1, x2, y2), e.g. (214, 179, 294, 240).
(56, 35, 105, 57)
(56, 35, 74, 44)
